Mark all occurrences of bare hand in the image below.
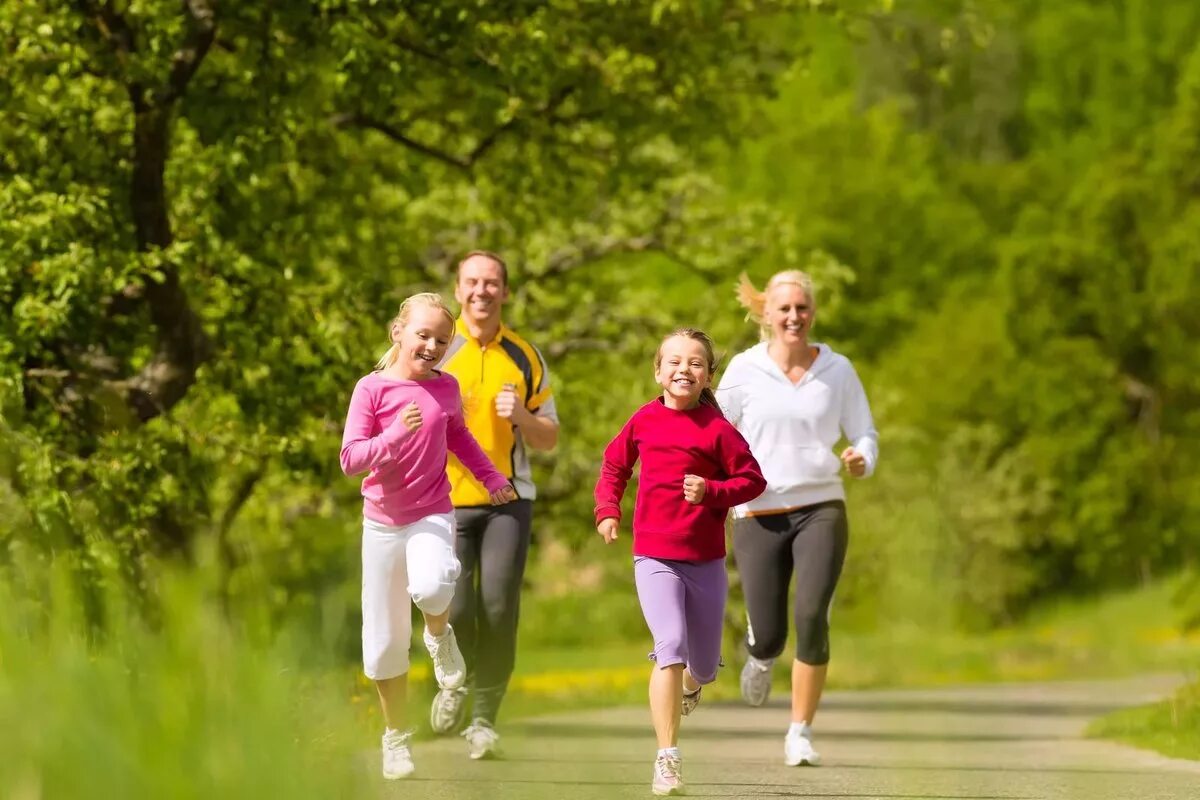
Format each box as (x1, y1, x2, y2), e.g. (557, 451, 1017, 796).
(494, 384, 519, 420)
(400, 402, 423, 432)
(683, 474, 707, 504)
(489, 484, 518, 505)
(841, 447, 866, 477)
(597, 517, 619, 544)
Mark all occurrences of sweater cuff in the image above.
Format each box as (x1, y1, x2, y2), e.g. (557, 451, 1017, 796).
(483, 474, 511, 494)
(594, 505, 622, 526)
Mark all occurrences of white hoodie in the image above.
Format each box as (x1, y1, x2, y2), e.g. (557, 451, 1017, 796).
(716, 342, 878, 517)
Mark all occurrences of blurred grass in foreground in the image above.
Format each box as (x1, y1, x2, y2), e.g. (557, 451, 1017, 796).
(0, 562, 372, 799)
(1087, 681, 1200, 760)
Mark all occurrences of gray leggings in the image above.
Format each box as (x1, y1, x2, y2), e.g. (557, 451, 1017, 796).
(449, 499, 533, 725)
(732, 501, 848, 666)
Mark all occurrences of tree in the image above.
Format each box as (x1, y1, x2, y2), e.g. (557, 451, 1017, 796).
(1, 1, 840, 599)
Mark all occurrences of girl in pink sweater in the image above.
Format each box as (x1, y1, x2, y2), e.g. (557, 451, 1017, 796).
(340, 292, 515, 780)
(594, 328, 766, 797)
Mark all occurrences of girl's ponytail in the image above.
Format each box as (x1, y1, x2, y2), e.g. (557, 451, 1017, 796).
(698, 386, 725, 419)
(375, 342, 402, 371)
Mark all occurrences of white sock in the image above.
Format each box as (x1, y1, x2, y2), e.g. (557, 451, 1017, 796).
(428, 625, 451, 641)
(788, 721, 812, 739)
(657, 746, 681, 759)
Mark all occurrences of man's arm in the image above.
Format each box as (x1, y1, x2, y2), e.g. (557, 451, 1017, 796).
(510, 405, 559, 451)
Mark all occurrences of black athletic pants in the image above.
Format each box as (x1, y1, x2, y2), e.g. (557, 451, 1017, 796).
(732, 500, 848, 666)
(449, 499, 533, 724)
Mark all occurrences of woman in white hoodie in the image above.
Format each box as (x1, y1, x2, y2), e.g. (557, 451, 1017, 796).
(715, 269, 878, 768)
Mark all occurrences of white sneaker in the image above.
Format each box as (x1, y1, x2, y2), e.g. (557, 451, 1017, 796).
(381, 728, 415, 779)
(681, 686, 702, 717)
(430, 686, 470, 734)
(423, 625, 466, 690)
(740, 656, 774, 706)
(784, 728, 821, 766)
(651, 752, 685, 796)
(462, 718, 500, 760)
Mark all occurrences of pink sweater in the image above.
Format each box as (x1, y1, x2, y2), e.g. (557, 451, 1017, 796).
(340, 371, 509, 526)
(594, 399, 767, 561)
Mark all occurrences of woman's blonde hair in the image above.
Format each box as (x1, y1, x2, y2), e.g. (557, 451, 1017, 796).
(735, 270, 815, 341)
(654, 327, 725, 417)
(376, 292, 457, 370)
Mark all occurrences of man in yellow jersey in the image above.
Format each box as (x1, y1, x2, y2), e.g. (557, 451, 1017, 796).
(430, 251, 560, 760)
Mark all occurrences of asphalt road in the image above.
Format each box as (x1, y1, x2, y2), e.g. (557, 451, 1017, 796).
(382, 674, 1199, 799)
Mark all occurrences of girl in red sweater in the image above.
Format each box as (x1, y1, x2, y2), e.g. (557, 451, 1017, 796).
(594, 328, 766, 796)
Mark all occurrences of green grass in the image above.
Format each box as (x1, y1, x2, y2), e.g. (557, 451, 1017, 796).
(0, 565, 374, 799)
(1087, 682, 1200, 760)
(4, 560, 1198, 799)
(828, 577, 1200, 689)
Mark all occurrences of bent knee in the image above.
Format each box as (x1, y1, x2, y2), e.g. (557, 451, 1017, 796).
(409, 577, 456, 616)
(747, 630, 787, 661)
(687, 661, 719, 685)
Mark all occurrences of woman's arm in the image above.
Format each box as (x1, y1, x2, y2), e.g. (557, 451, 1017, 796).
(840, 364, 879, 478)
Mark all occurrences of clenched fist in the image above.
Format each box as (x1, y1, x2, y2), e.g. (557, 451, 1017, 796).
(840, 447, 866, 477)
(596, 517, 619, 544)
(400, 401, 423, 432)
(489, 484, 519, 505)
(495, 383, 518, 419)
(683, 474, 707, 504)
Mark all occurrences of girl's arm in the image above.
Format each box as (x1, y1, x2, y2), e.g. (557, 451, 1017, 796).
(840, 363, 879, 477)
(593, 416, 639, 525)
(700, 425, 768, 509)
(446, 393, 512, 495)
(339, 382, 412, 476)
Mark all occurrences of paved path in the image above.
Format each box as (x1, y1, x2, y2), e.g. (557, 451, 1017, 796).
(388, 674, 1199, 799)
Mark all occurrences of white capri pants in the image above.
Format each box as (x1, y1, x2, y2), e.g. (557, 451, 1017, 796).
(361, 513, 460, 680)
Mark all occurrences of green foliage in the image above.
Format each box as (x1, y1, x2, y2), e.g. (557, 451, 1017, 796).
(0, 0, 826, 611)
(3, 0, 1200, 647)
(714, 0, 1200, 624)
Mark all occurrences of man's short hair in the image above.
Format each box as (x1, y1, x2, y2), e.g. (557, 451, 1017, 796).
(456, 250, 508, 285)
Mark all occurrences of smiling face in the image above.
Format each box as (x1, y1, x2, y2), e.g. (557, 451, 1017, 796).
(764, 281, 814, 346)
(390, 304, 454, 379)
(454, 254, 508, 328)
(655, 335, 712, 407)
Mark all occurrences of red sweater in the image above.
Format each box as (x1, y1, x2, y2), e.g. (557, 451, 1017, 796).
(594, 399, 767, 561)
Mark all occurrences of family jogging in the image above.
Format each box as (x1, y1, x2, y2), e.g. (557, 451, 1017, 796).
(339, 252, 879, 796)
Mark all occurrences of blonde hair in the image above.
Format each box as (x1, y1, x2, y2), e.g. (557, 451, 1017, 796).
(735, 270, 815, 341)
(376, 292, 457, 369)
(654, 328, 725, 417)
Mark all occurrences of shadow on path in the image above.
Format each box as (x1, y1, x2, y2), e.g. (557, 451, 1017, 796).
(509, 720, 1070, 743)
(399, 775, 1026, 799)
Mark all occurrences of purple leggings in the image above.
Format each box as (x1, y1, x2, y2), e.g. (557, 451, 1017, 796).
(633, 556, 727, 685)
